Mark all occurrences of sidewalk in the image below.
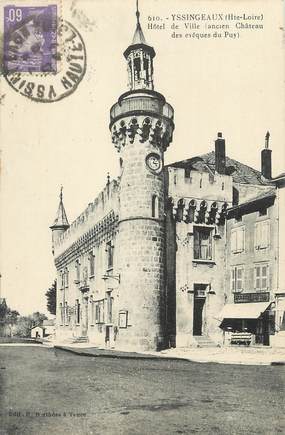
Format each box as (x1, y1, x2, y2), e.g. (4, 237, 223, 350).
(53, 343, 285, 366)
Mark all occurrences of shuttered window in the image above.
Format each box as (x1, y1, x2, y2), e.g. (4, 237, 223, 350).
(231, 266, 244, 292)
(231, 227, 245, 253)
(254, 264, 269, 291)
(254, 221, 270, 250)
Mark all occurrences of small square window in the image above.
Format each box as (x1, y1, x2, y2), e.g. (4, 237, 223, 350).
(259, 208, 268, 217)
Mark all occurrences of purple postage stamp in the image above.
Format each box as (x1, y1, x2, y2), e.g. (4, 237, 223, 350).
(4, 4, 57, 73)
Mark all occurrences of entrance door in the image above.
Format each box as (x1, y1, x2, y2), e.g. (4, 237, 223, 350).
(82, 297, 88, 337)
(193, 297, 205, 336)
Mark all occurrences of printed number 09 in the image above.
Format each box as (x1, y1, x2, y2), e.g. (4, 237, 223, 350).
(8, 8, 22, 22)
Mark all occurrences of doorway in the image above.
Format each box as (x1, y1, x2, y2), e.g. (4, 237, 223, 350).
(193, 298, 206, 335)
(193, 284, 207, 336)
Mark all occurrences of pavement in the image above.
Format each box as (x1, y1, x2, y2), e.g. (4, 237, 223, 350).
(52, 342, 285, 366)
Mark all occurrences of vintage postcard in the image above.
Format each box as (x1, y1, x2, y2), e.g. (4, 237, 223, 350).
(0, 0, 284, 434)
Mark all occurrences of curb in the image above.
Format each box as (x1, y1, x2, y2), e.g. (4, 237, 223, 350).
(53, 346, 285, 366)
(54, 345, 186, 362)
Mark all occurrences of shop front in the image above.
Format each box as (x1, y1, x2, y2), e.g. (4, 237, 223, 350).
(219, 293, 274, 346)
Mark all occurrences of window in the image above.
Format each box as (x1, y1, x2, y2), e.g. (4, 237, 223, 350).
(89, 251, 95, 277)
(254, 264, 269, 291)
(59, 303, 64, 325)
(95, 300, 105, 324)
(65, 269, 69, 288)
(235, 214, 242, 223)
(231, 266, 244, 292)
(151, 195, 159, 218)
(106, 291, 113, 324)
(259, 208, 268, 217)
(255, 221, 270, 250)
(75, 260, 81, 283)
(60, 271, 64, 289)
(65, 302, 69, 325)
(231, 227, 245, 253)
(75, 299, 80, 324)
(106, 241, 114, 270)
(193, 227, 213, 260)
(90, 296, 95, 325)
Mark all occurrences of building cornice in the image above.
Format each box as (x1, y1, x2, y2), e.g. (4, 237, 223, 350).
(54, 210, 119, 269)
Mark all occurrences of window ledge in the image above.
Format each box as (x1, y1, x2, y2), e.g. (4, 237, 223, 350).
(89, 275, 95, 279)
(192, 259, 216, 265)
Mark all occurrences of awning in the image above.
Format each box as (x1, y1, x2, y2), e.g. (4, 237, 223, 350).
(219, 302, 271, 320)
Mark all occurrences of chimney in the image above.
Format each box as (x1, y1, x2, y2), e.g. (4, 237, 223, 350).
(215, 132, 226, 174)
(261, 131, 272, 179)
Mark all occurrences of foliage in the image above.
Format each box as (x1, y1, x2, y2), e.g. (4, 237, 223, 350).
(30, 311, 48, 327)
(14, 316, 32, 337)
(45, 280, 57, 315)
(2, 308, 20, 336)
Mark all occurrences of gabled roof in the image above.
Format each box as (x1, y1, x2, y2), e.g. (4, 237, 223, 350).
(168, 151, 272, 185)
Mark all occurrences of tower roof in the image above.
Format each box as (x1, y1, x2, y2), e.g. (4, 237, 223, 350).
(124, 0, 155, 59)
(50, 187, 69, 229)
(132, 21, 146, 44)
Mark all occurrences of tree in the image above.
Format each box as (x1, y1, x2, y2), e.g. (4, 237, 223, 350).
(30, 312, 48, 327)
(0, 299, 8, 320)
(45, 280, 57, 315)
(5, 309, 20, 337)
(15, 316, 32, 337)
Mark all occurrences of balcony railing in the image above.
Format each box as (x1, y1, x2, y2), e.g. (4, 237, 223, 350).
(110, 96, 174, 122)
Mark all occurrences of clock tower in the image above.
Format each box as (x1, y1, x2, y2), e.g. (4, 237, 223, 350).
(110, 3, 174, 350)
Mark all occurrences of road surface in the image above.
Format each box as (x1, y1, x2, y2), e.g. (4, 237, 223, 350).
(0, 346, 284, 434)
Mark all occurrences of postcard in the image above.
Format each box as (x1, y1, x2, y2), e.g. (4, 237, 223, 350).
(0, 1, 284, 434)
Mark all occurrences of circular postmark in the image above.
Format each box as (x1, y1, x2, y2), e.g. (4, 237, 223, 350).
(4, 19, 86, 103)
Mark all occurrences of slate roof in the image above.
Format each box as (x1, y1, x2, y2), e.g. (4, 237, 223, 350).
(168, 151, 272, 185)
(228, 188, 276, 211)
(50, 191, 69, 229)
(132, 20, 146, 45)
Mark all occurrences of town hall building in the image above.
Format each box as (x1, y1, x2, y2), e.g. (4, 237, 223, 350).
(50, 7, 285, 350)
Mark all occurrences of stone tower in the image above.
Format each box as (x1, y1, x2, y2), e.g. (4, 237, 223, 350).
(110, 5, 174, 351)
(50, 187, 69, 255)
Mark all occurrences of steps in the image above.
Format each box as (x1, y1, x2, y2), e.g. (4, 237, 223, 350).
(193, 335, 219, 348)
(71, 336, 89, 344)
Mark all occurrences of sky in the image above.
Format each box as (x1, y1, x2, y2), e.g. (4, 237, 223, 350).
(1, 0, 284, 316)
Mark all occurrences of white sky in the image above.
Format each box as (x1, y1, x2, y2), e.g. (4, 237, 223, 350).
(1, 0, 284, 315)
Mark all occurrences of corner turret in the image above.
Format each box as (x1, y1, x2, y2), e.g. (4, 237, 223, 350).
(50, 187, 69, 254)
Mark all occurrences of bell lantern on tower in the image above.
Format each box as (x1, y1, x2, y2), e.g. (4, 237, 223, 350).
(123, 7, 155, 91)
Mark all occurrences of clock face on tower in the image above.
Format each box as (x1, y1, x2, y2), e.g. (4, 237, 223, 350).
(146, 153, 162, 173)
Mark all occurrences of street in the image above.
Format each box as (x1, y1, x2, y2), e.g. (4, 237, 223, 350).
(0, 346, 284, 435)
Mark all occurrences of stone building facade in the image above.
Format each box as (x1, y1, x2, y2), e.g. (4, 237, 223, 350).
(50, 10, 285, 350)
